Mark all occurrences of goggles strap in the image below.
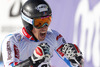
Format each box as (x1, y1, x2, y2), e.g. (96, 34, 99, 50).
(21, 12, 33, 25)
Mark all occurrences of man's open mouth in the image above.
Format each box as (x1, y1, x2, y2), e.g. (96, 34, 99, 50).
(40, 32, 46, 38)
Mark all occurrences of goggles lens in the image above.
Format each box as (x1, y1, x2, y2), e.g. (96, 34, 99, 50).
(33, 16, 51, 29)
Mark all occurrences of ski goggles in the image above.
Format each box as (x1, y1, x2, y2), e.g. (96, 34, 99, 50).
(21, 12, 51, 29)
(33, 16, 51, 29)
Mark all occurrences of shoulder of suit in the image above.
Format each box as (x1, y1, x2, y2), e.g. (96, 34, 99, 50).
(4, 30, 23, 43)
(47, 28, 60, 36)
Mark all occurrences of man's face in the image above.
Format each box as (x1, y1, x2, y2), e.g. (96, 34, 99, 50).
(32, 25, 48, 41)
(32, 16, 51, 41)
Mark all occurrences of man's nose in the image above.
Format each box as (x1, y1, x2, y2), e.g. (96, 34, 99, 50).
(42, 25, 48, 29)
(43, 25, 48, 28)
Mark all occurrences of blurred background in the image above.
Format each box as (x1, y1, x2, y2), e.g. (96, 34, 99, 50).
(0, 0, 100, 67)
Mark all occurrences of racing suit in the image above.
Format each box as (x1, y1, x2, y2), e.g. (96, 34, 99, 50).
(2, 27, 81, 67)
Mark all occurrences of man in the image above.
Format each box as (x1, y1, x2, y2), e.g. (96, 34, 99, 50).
(2, 0, 83, 67)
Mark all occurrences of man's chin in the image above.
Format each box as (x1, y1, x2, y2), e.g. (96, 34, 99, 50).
(38, 37, 45, 41)
(39, 38, 45, 41)
(39, 35, 46, 41)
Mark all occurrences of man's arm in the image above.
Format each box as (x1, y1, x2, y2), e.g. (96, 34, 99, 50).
(2, 35, 19, 67)
(2, 35, 50, 67)
(56, 43, 84, 67)
(15, 43, 51, 67)
(53, 31, 83, 67)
